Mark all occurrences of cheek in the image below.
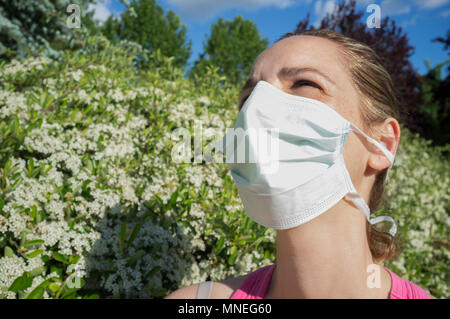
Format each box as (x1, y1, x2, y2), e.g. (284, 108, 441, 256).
(342, 133, 367, 187)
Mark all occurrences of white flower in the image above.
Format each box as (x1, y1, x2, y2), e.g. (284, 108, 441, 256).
(71, 70, 84, 82)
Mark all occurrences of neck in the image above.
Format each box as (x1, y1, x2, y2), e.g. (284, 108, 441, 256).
(265, 199, 392, 299)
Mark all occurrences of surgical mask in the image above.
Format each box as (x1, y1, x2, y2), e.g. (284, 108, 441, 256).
(214, 80, 397, 236)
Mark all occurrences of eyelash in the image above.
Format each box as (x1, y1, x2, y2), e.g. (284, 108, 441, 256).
(241, 80, 322, 105)
(292, 79, 321, 90)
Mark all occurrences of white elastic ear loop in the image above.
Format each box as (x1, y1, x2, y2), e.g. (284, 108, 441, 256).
(346, 193, 397, 237)
(347, 123, 397, 236)
(349, 123, 395, 168)
(346, 192, 371, 220)
(369, 216, 397, 237)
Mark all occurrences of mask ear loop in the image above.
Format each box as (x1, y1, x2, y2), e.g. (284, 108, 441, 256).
(369, 216, 397, 237)
(347, 123, 397, 237)
(349, 123, 395, 167)
(349, 123, 395, 186)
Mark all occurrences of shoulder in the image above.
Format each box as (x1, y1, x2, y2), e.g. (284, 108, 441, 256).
(385, 267, 437, 299)
(165, 282, 200, 299)
(210, 274, 248, 298)
(164, 274, 248, 299)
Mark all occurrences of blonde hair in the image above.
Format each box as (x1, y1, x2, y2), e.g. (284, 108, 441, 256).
(238, 29, 401, 263)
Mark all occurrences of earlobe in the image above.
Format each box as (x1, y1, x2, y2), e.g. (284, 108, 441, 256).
(368, 151, 391, 171)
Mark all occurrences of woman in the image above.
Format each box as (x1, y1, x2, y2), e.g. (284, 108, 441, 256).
(166, 29, 435, 299)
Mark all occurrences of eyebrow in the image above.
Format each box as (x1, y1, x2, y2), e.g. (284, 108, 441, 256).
(238, 66, 336, 110)
(277, 66, 336, 86)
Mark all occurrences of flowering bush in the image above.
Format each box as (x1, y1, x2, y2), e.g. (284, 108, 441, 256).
(381, 129, 449, 298)
(0, 35, 448, 299)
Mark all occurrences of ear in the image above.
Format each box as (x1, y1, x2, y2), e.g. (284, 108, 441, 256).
(367, 118, 400, 171)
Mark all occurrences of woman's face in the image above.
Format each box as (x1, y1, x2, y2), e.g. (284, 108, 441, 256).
(248, 35, 384, 196)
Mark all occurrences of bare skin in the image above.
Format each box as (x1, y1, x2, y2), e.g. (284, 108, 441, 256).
(166, 35, 433, 299)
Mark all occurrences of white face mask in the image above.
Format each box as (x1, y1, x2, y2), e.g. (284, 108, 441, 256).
(215, 80, 397, 236)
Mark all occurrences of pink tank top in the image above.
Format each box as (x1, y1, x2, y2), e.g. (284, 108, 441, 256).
(230, 264, 431, 299)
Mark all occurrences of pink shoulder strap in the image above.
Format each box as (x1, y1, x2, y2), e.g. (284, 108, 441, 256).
(384, 267, 431, 299)
(230, 264, 276, 299)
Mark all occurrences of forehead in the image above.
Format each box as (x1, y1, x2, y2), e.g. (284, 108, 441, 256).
(252, 35, 349, 81)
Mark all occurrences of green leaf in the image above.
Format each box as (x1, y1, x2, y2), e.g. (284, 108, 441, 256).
(49, 265, 63, 278)
(30, 266, 46, 277)
(26, 286, 44, 299)
(69, 255, 80, 265)
(236, 235, 252, 245)
(250, 236, 267, 248)
(4, 246, 14, 257)
(28, 157, 35, 175)
(119, 221, 126, 254)
(26, 249, 43, 258)
(31, 205, 37, 220)
(52, 252, 69, 264)
(23, 239, 44, 247)
(168, 185, 182, 209)
(48, 283, 60, 292)
(36, 210, 45, 224)
(9, 273, 33, 293)
(62, 292, 78, 299)
(126, 223, 141, 247)
(215, 237, 224, 253)
(228, 246, 238, 265)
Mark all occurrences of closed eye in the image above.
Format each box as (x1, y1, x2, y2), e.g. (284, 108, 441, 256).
(292, 80, 322, 90)
(240, 80, 323, 108)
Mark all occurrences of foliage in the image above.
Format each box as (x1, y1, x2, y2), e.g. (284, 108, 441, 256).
(0, 0, 96, 60)
(414, 29, 450, 147)
(416, 59, 450, 146)
(0, 35, 448, 299)
(381, 128, 449, 298)
(432, 29, 450, 58)
(100, 0, 192, 69)
(291, 0, 424, 135)
(188, 15, 269, 86)
(0, 34, 274, 298)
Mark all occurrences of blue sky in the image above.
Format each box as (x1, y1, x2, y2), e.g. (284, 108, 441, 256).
(89, 0, 450, 76)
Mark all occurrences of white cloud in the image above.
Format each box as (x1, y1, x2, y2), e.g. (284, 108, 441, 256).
(380, 0, 411, 16)
(414, 0, 449, 9)
(164, 0, 298, 21)
(88, 0, 112, 23)
(379, 0, 449, 17)
(313, 0, 338, 27)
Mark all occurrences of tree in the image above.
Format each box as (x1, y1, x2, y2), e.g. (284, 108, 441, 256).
(418, 30, 450, 146)
(189, 15, 269, 86)
(0, 0, 95, 60)
(432, 29, 450, 74)
(433, 29, 450, 51)
(290, 0, 423, 134)
(101, 0, 191, 69)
